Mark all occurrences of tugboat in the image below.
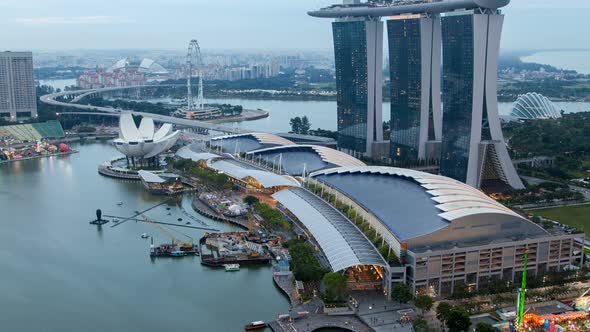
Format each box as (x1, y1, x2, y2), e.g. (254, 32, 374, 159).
(244, 321, 266, 330)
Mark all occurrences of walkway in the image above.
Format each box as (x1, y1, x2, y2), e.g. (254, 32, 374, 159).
(270, 314, 373, 332)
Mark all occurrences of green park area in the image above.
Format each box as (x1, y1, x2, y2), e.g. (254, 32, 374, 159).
(532, 203, 590, 234)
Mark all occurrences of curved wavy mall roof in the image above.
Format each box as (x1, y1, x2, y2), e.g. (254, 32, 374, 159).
(210, 133, 294, 153)
(511, 93, 561, 120)
(310, 166, 546, 247)
(114, 114, 179, 158)
(206, 158, 300, 189)
(245, 144, 365, 175)
(273, 188, 387, 272)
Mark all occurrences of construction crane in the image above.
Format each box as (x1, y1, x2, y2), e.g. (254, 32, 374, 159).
(142, 215, 195, 250)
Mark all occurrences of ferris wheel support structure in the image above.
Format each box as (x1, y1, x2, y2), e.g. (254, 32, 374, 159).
(186, 39, 204, 110)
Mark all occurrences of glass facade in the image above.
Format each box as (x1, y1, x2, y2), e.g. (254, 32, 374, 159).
(440, 14, 474, 183)
(387, 18, 422, 162)
(332, 20, 368, 154)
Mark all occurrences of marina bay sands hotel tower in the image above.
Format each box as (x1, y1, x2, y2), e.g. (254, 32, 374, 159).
(309, 0, 525, 190)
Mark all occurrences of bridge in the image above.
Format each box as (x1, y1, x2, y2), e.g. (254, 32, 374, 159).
(40, 85, 248, 135)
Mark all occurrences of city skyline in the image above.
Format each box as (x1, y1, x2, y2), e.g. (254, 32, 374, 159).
(0, 0, 588, 51)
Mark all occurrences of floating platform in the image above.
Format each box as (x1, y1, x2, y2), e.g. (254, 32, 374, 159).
(150, 243, 200, 257)
(199, 234, 271, 267)
(89, 219, 109, 225)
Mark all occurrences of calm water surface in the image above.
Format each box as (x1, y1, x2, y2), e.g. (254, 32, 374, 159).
(0, 142, 289, 332)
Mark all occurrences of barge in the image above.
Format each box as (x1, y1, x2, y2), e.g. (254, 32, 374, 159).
(150, 242, 200, 257)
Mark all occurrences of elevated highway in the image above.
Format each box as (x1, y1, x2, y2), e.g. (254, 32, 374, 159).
(40, 86, 248, 135)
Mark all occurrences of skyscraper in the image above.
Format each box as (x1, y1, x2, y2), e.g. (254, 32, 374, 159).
(311, 0, 523, 190)
(332, 18, 383, 158)
(387, 15, 442, 162)
(439, 11, 524, 189)
(0, 51, 37, 121)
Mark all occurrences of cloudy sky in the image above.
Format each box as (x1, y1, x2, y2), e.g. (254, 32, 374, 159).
(0, 0, 588, 51)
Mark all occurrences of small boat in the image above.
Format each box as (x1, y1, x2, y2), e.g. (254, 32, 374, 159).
(141, 233, 149, 239)
(117, 201, 123, 206)
(185, 221, 191, 225)
(244, 321, 266, 330)
(224, 264, 240, 272)
(170, 251, 187, 257)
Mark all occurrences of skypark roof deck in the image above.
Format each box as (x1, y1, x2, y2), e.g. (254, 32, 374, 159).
(308, 0, 510, 18)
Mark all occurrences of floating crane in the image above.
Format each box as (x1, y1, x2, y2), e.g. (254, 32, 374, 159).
(142, 215, 197, 252)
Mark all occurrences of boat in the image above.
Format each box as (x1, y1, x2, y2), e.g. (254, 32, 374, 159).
(244, 321, 266, 330)
(141, 233, 150, 239)
(117, 201, 123, 206)
(170, 251, 187, 257)
(224, 264, 240, 271)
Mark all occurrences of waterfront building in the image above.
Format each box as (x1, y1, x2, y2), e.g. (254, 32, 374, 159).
(387, 15, 442, 162)
(332, 17, 383, 158)
(300, 167, 583, 298)
(0, 51, 37, 121)
(0, 121, 64, 143)
(439, 10, 524, 189)
(113, 114, 180, 166)
(511, 92, 561, 120)
(178, 131, 583, 299)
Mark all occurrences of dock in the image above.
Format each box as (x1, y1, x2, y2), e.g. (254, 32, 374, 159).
(198, 233, 271, 267)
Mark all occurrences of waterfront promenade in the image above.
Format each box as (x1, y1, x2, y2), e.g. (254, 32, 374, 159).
(269, 314, 373, 332)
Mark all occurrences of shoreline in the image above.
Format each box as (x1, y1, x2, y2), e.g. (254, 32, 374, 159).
(0, 150, 78, 165)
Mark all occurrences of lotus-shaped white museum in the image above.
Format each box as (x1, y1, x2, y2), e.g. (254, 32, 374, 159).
(114, 114, 179, 159)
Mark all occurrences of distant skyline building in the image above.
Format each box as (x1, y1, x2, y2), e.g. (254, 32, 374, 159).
(387, 15, 442, 162)
(332, 18, 383, 158)
(439, 11, 524, 189)
(0, 51, 37, 121)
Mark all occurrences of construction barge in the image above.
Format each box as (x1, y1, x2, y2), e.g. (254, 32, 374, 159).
(150, 240, 200, 258)
(199, 232, 271, 267)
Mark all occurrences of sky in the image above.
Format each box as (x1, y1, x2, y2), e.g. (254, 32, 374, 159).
(0, 0, 589, 51)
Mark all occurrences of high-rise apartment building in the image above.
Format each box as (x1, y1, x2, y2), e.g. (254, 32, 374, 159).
(0, 51, 37, 121)
(332, 18, 383, 158)
(387, 15, 442, 162)
(439, 11, 524, 189)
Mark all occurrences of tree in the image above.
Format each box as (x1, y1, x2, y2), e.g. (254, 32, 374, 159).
(475, 322, 495, 332)
(436, 302, 452, 325)
(412, 319, 431, 332)
(289, 116, 302, 134)
(243, 195, 259, 206)
(391, 283, 413, 304)
(414, 295, 434, 315)
(446, 307, 471, 332)
(323, 272, 347, 303)
(300, 116, 311, 135)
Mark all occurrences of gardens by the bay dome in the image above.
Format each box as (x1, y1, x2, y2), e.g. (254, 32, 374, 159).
(510, 92, 561, 120)
(107, 58, 169, 75)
